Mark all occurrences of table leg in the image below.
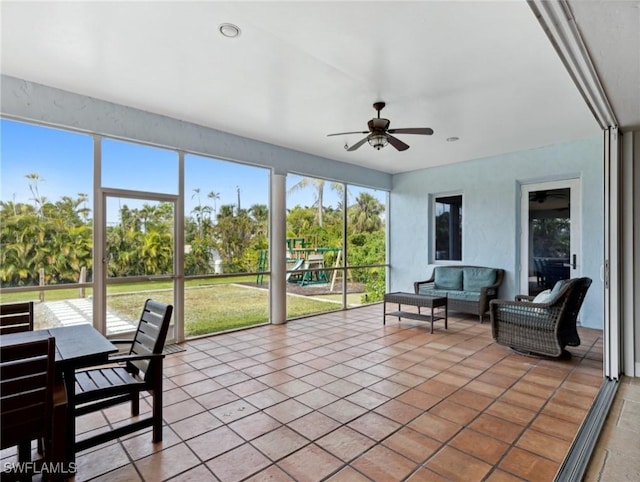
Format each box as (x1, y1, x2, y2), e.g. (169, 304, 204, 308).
(430, 305, 434, 334)
(445, 302, 448, 329)
(383, 300, 386, 325)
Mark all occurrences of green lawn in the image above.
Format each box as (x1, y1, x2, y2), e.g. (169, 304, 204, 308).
(107, 284, 340, 336)
(1, 277, 365, 337)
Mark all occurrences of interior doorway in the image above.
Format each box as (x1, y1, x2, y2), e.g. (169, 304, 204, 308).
(520, 179, 581, 296)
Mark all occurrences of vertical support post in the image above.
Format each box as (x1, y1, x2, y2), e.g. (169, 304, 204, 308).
(93, 135, 106, 334)
(79, 267, 86, 298)
(604, 127, 621, 380)
(39, 267, 45, 302)
(174, 151, 185, 343)
(341, 182, 348, 308)
(271, 173, 287, 324)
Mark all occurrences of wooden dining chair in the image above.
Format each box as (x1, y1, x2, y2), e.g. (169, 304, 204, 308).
(72, 299, 173, 453)
(1, 336, 55, 480)
(0, 300, 54, 460)
(0, 301, 34, 335)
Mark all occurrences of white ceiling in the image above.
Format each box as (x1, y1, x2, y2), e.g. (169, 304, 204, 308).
(1, 1, 636, 175)
(568, 0, 640, 130)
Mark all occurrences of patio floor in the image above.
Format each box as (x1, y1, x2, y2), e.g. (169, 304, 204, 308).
(4, 303, 605, 481)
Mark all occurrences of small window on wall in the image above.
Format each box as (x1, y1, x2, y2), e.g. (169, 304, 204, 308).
(434, 194, 462, 261)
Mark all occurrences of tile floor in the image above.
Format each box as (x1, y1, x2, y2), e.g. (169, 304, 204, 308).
(2, 304, 606, 481)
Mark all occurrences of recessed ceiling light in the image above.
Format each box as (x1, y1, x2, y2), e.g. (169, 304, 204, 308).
(219, 23, 241, 38)
(446, 137, 460, 142)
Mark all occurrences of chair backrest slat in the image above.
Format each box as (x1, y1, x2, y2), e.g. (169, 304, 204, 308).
(0, 336, 55, 450)
(128, 299, 173, 379)
(0, 369, 47, 400)
(131, 330, 158, 354)
(0, 301, 34, 334)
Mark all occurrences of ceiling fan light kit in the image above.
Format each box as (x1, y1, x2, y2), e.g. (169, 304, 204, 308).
(368, 134, 388, 150)
(327, 101, 434, 152)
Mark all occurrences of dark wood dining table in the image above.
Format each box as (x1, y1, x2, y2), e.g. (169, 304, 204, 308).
(0, 324, 118, 474)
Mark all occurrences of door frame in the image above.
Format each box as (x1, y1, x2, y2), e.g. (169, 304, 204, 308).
(519, 178, 581, 295)
(97, 188, 179, 340)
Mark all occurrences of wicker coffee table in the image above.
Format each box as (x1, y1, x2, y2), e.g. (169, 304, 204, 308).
(383, 292, 448, 333)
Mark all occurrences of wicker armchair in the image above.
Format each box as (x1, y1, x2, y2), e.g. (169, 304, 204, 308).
(489, 277, 592, 358)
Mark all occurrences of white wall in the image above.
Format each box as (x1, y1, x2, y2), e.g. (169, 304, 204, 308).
(390, 136, 604, 329)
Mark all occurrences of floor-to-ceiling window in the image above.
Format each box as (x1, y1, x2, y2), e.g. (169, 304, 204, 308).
(285, 174, 345, 318)
(346, 185, 387, 307)
(284, 175, 389, 319)
(183, 154, 270, 337)
(0, 119, 93, 330)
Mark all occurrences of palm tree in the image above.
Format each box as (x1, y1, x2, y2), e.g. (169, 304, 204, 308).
(25, 172, 45, 215)
(249, 204, 268, 224)
(207, 191, 220, 218)
(349, 192, 384, 233)
(217, 204, 235, 219)
(288, 177, 345, 227)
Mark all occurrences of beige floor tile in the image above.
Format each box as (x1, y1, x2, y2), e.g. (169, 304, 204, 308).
(135, 443, 200, 481)
(351, 445, 416, 481)
(277, 444, 343, 482)
(62, 312, 624, 482)
(206, 443, 271, 482)
(251, 426, 310, 461)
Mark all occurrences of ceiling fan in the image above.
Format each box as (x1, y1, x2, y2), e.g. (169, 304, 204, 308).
(327, 102, 434, 152)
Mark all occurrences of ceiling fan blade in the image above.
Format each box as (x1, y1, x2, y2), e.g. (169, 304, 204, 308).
(387, 127, 434, 135)
(347, 136, 369, 151)
(387, 135, 410, 151)
(327, 130, 368, 137)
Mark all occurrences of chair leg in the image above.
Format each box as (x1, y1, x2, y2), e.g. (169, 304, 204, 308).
(51, 382, 68, 479)
(131, 393, 140, 416)
(152, 388, 163, 443)
(17, 441, 31, 462)
(152, 358, 163, 443)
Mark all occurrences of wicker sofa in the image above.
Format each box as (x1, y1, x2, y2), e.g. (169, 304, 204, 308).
(414, 265, 504, 322)
(489, 277, 592, 358)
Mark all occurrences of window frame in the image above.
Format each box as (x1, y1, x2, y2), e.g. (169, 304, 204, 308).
(432, 192, 463, 264)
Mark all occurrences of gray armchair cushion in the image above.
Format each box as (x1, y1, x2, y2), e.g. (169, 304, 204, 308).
(548, 278, 572, 302)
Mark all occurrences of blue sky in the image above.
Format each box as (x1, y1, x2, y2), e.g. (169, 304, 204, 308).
(1, 118, 385, 219)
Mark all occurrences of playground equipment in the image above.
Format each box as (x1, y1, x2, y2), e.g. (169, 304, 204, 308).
(256, 250, 268, 285)
(287, 243, 342, 286)
(256, 239, 347, 288)
(285, 259, 304, 282)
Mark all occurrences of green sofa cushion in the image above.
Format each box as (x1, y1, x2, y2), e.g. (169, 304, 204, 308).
(418, 288, 480, 302)
(434, 267, 463, 290)
(462, 267, 497, 292)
